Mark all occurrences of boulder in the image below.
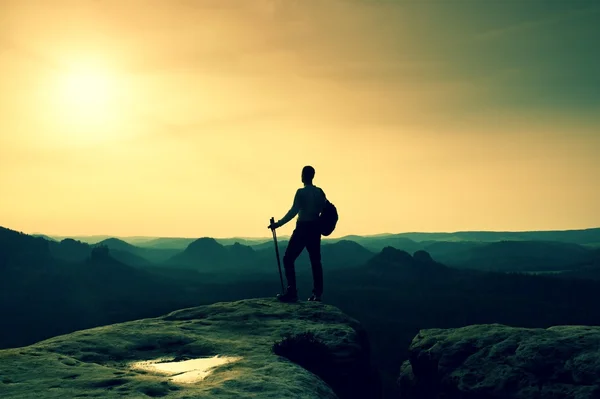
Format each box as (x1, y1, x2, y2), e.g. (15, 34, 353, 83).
(398, 324, 600, 398)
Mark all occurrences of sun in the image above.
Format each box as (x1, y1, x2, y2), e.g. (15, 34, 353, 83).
(62, 69, 113, 110)
(51, 61, 126, 143)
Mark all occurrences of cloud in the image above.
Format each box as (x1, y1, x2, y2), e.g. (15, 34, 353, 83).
(472, 5, 600, 42)
(138, 108, 286, 142)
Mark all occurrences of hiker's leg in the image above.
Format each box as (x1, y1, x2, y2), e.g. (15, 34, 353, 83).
(306, 224, 323, 296)
(282, 227, 306, 292)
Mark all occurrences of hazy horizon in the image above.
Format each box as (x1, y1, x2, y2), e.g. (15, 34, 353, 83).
(2, 0, 599, 238)
(20, 225, 600, 243)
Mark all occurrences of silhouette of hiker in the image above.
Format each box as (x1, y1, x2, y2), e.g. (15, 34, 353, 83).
(268, 166, 327, 303)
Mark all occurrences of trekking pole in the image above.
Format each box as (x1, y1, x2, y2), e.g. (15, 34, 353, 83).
(270, 217, 285, 293)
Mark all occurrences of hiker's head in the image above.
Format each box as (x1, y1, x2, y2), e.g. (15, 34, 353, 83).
(301, 166, 315, 184)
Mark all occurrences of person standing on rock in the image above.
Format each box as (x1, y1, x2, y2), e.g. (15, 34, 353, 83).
(268, 165, 327, 303)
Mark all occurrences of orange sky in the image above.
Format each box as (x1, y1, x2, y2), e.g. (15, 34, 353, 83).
(1, 0, 599, 238)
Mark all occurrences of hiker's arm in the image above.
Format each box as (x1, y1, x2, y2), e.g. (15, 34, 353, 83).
(277, 189, 301, 227)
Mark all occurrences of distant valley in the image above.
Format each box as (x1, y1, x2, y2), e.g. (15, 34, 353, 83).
(5, 225, 600, 398)
(33, 227, 600, 274)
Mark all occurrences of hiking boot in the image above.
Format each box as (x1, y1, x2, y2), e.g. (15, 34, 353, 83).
(277, 288, 298, 303)
(307, 294, 322, 302)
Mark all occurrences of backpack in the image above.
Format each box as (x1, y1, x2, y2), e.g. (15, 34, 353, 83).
(318, 188, 338, 236)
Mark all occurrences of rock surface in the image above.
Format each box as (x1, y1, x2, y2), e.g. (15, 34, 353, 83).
(398, 324, 600, 399)
(0, 298, 380, 398)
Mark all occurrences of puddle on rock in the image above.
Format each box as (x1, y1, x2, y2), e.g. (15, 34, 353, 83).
(130, 355, 242, 383)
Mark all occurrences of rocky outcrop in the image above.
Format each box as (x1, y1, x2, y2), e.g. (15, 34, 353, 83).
(398, 324, 600, 399)
(412, 250, 434, 264)
(168, 238, 259, 270)
(366, 248, 449, 279)
(0, 298, 380, 398)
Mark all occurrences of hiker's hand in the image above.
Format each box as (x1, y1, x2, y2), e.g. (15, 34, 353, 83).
(268, 221, 280, 230)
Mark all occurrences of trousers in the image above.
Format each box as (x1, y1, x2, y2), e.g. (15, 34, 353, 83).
(282, 220, 323, 295)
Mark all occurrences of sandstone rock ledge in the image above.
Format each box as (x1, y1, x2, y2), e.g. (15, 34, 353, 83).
(398, 324, 600, 399)
(0, 298, 380, 398)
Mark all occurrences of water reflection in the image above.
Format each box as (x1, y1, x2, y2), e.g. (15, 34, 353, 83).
(131, 355, 242, 383)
